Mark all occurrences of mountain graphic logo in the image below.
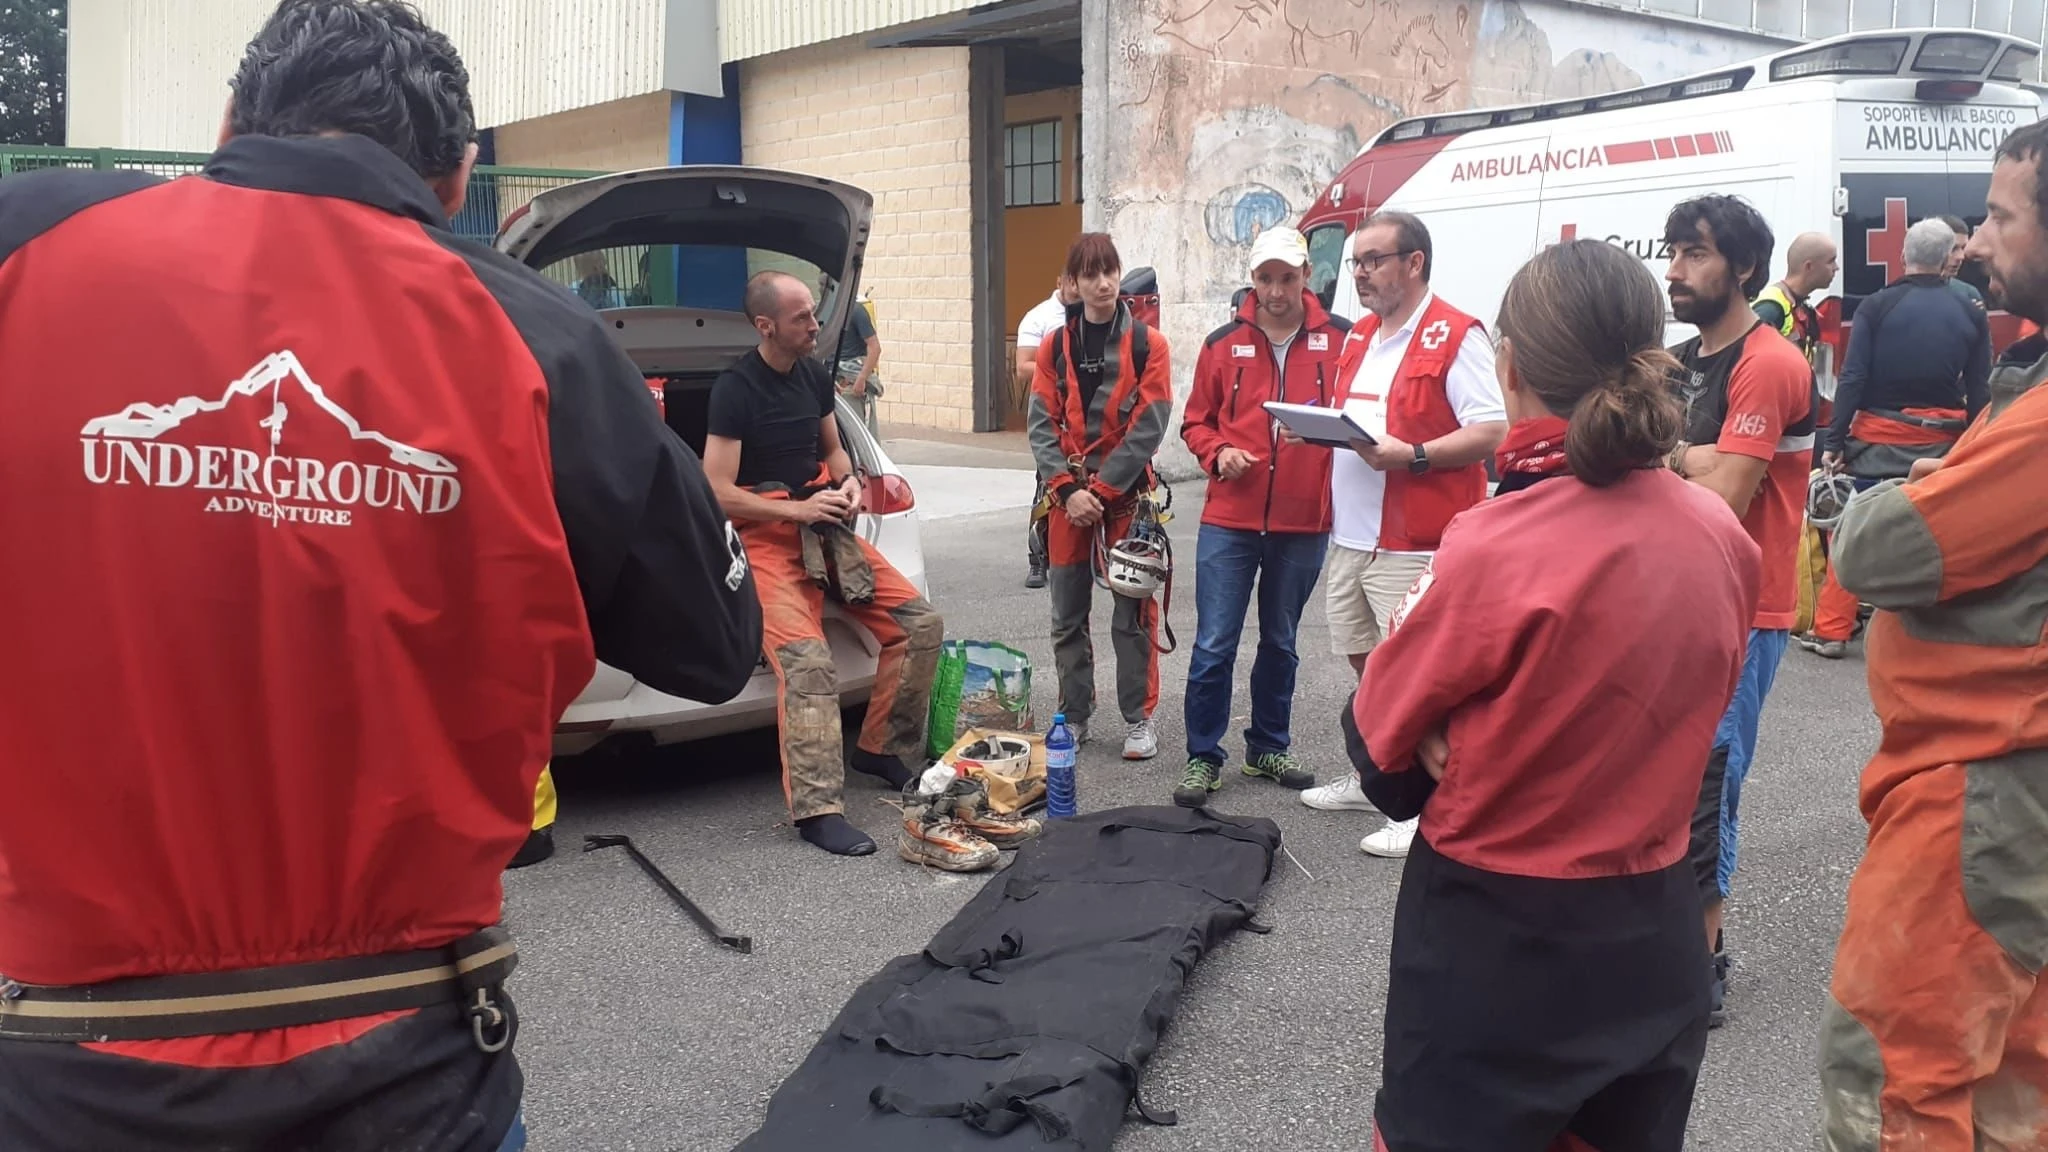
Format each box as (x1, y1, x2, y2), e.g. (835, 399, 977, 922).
(80, 350, 463, 527)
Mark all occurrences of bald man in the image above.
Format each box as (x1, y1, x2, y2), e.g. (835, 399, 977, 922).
(1754, 232, 1838, 362)
(703, 271, 945, 857)
(1755, 232, 1839, 471)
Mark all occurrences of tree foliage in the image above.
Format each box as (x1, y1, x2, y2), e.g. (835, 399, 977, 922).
(0, 2, 65, 146)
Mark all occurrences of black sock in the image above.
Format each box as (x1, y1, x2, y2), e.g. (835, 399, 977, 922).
(797, 813, 876, 856)
(850, 750, 916, 789)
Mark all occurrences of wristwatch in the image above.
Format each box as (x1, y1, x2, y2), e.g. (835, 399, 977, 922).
(1408, 443, 1431, 475)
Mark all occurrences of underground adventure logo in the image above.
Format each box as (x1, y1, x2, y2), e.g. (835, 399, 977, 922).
(79, 350, 460, 527)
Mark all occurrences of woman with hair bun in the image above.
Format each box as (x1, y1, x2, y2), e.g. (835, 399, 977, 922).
(1343, 239, 1763, 1152)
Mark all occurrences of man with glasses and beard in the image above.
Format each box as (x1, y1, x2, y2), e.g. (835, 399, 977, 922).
(1817, 120, 2048, 1151)
(1294, 210, 1507, 860)
(1661, 194, 1817, 1028)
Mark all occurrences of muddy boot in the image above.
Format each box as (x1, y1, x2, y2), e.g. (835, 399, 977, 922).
(897, 780, 1000, 872)
(937, 780, 1043, 850)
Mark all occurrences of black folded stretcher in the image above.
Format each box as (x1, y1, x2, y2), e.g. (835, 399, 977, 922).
(734, 805, 1282, 1150)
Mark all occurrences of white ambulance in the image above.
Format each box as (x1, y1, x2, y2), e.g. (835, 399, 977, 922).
(1301, 28, 2044, 372)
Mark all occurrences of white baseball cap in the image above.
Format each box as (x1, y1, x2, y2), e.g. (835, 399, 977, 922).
(1247, 227, 1309, 275)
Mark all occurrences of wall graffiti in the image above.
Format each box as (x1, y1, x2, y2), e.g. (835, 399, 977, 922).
(1103, 0, 1787, 472)
(1208, 183, 1292, 246)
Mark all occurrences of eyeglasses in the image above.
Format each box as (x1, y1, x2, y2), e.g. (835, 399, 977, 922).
(1346, 250, 1419, 275)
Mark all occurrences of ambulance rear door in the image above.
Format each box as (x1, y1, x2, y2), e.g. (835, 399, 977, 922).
(1831, 35, 2041, 336)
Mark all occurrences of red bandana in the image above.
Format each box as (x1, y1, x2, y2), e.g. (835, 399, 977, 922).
(1493, 416, 1572, 478)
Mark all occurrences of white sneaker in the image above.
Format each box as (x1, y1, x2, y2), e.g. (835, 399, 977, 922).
(1123, 718, 1159, 761)
(1361, 817, 1418, 858)
(1300, 774, 1375, 812)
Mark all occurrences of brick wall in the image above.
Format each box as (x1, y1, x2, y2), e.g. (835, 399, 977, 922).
(492, 92, 671, 174)
(742, 40, 975, 432)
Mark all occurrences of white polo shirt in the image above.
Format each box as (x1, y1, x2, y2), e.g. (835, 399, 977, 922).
(1330, 292, 1505, 554)
(1017, 292, 1067, 351)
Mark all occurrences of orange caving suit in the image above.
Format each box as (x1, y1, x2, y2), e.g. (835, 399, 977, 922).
(1818, 352, 2048, 1151)
(1026, 301, 1172, 728)
(744, 469, 942, 821)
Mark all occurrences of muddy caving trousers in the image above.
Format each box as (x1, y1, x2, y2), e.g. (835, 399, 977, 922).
(1820, 751, 2048, 1151)
(1044, 502, 1159, 728)
(741, 518, 943, 820)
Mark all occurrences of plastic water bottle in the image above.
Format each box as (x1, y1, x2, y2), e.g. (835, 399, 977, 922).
(1045, 713, 1078, 819)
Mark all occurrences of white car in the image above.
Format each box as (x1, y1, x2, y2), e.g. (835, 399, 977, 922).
(495, 167, 928, 755)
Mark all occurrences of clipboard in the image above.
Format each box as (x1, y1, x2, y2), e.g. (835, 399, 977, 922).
(1262, 401, 1378, 448)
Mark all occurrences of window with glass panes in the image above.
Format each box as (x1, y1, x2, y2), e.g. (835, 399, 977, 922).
(1005, 120, 1061, 208)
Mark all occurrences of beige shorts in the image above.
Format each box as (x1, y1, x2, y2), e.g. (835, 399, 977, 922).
(1325, 545, 1432, 656)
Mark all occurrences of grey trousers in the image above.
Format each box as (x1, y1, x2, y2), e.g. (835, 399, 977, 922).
(1047, 561, 1157, 727)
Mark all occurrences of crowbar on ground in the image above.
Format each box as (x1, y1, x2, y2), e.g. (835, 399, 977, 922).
(583, 834, 754, 954)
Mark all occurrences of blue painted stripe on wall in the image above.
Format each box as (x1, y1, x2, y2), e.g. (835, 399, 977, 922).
(672, 64, 749, 310)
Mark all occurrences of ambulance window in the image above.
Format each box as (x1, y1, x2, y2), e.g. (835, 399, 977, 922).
(1307, 222, 1348, 312)
(1993, 44, 2041, 82)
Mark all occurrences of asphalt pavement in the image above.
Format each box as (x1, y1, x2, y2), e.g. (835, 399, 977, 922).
(507, 470, 1878, 1152)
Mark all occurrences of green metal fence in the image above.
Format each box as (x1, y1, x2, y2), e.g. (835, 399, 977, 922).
(0, 145, 598, 244)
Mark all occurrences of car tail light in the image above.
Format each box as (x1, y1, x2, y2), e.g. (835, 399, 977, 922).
(864, 472, 916, 516)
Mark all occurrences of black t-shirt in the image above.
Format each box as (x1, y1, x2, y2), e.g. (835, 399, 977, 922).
(1075, 319, 1112, 411)
(707, 349, 836, 491)
(836, 303, 877, 362)
(1669, 332, 1749, 446)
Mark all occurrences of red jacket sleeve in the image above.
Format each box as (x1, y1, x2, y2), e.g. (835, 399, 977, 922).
(1353, 531, 1522, 772)
(1180, 336, 1228, 475)
(1026, 335, 1079, 498)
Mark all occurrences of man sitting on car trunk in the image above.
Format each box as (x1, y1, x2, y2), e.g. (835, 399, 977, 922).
(704, 270, 945, 856)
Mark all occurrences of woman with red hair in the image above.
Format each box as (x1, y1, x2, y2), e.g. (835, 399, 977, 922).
(1026, 233, 1173, 761)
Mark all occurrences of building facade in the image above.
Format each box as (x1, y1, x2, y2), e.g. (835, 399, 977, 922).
(66, 0, 2046, 447)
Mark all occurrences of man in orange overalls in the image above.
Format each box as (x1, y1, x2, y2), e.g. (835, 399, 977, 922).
(1027, 233, 1173, 761)
(1818, 119, 2048, 1151)
(703, 271, 943, 857)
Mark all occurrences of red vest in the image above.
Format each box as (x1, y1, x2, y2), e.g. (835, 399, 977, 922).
(1335, 295, 1490, 552)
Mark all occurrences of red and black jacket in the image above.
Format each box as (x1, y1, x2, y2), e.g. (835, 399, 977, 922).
(1180, 291, 1348, 534)
(1026, 300, 1173, 507)
(0, 134, 761, 1149)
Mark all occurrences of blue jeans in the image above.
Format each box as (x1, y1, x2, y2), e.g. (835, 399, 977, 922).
(1184, 525, 1329, 766)
(1711, 627, 1789, 898)
(496, 1109, 527, 1152)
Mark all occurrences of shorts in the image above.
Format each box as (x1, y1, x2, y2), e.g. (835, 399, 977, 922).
(1325, 545, 1431, 656)
(1689, 628, 1789, 904)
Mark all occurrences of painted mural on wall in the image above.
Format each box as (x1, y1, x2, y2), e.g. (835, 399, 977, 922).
(1106, 0, 1779, 307)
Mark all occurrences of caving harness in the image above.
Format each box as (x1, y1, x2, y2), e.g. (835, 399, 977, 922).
(0, 928, 520, 1050)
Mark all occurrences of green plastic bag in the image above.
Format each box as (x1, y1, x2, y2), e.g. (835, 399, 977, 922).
(927, 640, 1034, 760)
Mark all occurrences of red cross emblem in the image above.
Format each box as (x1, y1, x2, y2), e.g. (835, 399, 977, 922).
(1418, 320, 1452, 350)
(1866, 197, 1910, 285)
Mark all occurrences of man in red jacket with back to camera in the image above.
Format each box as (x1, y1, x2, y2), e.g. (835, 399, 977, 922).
(0, 2, 761, 1149)
(1175, 226, 1349, 807)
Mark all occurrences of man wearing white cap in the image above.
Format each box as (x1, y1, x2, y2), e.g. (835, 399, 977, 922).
(1295, 210, 1507, 858)
(1173, 226, 1350, 807)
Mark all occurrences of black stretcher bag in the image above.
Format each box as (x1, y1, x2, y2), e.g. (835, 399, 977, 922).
(734, 805, 1281, 1150)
